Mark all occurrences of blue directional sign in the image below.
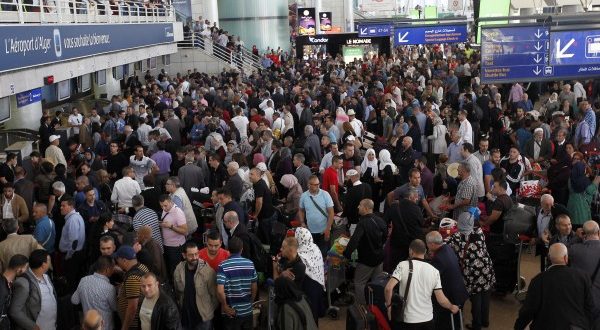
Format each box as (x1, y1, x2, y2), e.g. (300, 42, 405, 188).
(393, 24, 468, 46)
(357, 24, 392, 37)
(550, 30, 600, 65)
(481, 25, 550, 83)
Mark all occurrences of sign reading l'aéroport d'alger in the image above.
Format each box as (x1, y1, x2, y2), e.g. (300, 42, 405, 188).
(1, 23, 175, 73)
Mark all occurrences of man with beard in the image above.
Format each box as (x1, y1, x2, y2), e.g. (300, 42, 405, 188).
(174, 241, 218, 330)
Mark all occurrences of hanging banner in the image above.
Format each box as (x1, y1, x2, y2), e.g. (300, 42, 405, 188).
(319, 12, 332, 32)
(297, 8, 316, 36)
(361, 0, 395, 12)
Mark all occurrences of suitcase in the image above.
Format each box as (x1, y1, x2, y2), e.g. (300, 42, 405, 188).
(346, 303, 377, 330)
(365, 272, 391, 324)
(450, 309, 464, 330)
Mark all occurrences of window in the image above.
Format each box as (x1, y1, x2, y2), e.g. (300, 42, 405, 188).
(0, 97, 10, 123)
(79, 74, 91, 92)
(162, 54, 171, 66)
(113, 65, 124, 80)
(57, 80, 70, 101)
(149, 57, 157, 69)
(96, 69, 106, 86)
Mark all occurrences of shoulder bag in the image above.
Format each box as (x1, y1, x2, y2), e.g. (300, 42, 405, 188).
(391, 259, 413, 323)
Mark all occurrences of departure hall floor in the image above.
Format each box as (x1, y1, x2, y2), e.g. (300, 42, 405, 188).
(320, 251, 540, 330)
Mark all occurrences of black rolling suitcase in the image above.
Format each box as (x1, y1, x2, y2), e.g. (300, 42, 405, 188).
(346, 303, 377, 330)
(364, 272, 391, 324)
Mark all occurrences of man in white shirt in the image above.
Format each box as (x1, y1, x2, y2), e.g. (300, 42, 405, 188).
(68, 108, 83, 136)
(111, 166, 141, 212)
(573, 80, 587, 103)
(348, 109, 363, 138)
(45, 135, 67, 167)
(136, 118, 152, 147)
(258, 92, 272, 111)
(458, 110, 474, 145)
(263, 100, 274, 125)
(231, 107, 249, 139)
(384, 239, 459, 327)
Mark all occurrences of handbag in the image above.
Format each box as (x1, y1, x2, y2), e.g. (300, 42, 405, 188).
(391, 259, 413, 323)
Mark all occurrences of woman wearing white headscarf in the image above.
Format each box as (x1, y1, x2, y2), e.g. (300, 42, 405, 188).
(544, 92, 560, 121)
(378, 149, 397, 198)
(295, 227, 325, 325)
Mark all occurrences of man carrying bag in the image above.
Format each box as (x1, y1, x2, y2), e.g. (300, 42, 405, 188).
(384, 239, 459, 329)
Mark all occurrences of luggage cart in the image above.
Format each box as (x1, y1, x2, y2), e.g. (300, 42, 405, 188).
(514, 234, 531, 302)
(325, 259, 347, 319)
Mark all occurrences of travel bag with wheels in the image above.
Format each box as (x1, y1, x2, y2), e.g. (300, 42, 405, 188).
(346, 303, 377, 330)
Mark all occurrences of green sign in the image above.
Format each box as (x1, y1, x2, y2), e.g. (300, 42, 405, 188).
(343, 46, 364, 62)
(424, 6, 438, 19)
(477, 0, 511, 43)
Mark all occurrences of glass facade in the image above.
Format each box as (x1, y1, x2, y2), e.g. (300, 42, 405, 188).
(218, 0, 291, 52)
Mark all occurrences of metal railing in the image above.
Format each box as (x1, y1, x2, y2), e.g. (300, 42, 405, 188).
(178, 32, 262, 75)
(0, 0, 174, 24)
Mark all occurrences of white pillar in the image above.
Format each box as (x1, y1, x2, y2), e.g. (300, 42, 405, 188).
(204, 0, 218, 27)
(315, 0, 322, 34)
(345, 0, 354, 32)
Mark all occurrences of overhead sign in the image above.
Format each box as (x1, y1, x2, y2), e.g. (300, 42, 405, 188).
(16, 88, 42, 108)
(357, 24, 392, 37)
(0, 23, 175, 73)
(297, 8, 316, 36)
(481, 25, 550, 82)
(319, 12, 332, 32)
(394, 24, 468, 45)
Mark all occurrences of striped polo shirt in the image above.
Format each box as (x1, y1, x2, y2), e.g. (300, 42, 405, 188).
(216, 254, 258, 317)
(132, 207, 164, 250)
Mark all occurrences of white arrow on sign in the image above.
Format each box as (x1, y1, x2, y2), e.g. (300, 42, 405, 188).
(556, 38, 575, 59)
(533, 54, 543, 63)
(533, 66, 541, 75)
(534, 41, 544, 51)
(360, 28, 368, 35)
(534, 29, 543, 39)
(397, 32, 409, 43)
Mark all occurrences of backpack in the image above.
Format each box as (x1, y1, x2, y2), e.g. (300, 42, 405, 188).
(246, 231, 269, 274)
(503, 203, 536, 244)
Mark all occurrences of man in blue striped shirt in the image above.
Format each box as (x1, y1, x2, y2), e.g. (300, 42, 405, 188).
(216, 237, 257, 330)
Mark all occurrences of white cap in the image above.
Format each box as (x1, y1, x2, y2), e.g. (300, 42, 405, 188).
(528, 110, 541, 120)
(49, 135, 60, 143)
(347, 135, 356, 141)
(347, 109, 356, 116)
(534, 127, 544, 134)
(346, 169, 359, 176)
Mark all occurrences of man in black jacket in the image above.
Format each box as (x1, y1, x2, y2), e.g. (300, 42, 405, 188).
(515, 243, 594, 330)
(138, 272, 181, 330)
(343, 169, 372, 226)
(384, 188, 424, 273)
(343, 199, 387, 306)
(532, 194, 570, 271)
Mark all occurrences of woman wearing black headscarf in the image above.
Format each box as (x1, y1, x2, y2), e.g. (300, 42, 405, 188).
(406, 115, 423, 152)
(273, 277, 318, 330)
(546, 153, 571, 206)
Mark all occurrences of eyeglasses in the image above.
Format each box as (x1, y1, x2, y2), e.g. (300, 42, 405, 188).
(309, 183, 320, 186)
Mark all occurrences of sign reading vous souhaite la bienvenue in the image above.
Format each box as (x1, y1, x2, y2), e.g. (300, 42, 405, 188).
(1, 23, 175, 73)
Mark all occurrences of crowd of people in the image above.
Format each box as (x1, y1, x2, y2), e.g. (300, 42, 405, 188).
(0, 41, 598, 330)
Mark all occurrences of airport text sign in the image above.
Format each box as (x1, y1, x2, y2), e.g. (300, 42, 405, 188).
(393, 24, 467, 46)
(0, 23, 175, 73)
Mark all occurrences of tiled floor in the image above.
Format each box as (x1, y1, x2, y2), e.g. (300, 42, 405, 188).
(319, 251, 540, 330)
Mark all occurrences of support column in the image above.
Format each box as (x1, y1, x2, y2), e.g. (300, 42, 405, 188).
(315, 0, 322, 34)
(204, 0, 218, 26)
(345, 0, 354, 32)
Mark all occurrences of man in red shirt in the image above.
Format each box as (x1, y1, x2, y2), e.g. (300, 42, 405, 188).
(322, 155, 343, 212)
(199, 230, 230, 271)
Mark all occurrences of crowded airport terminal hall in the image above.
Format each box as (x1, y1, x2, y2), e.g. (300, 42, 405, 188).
(2, 0, 600, 329)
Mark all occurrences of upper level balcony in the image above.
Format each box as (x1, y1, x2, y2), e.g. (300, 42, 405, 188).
(0, 0, 175, 24)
